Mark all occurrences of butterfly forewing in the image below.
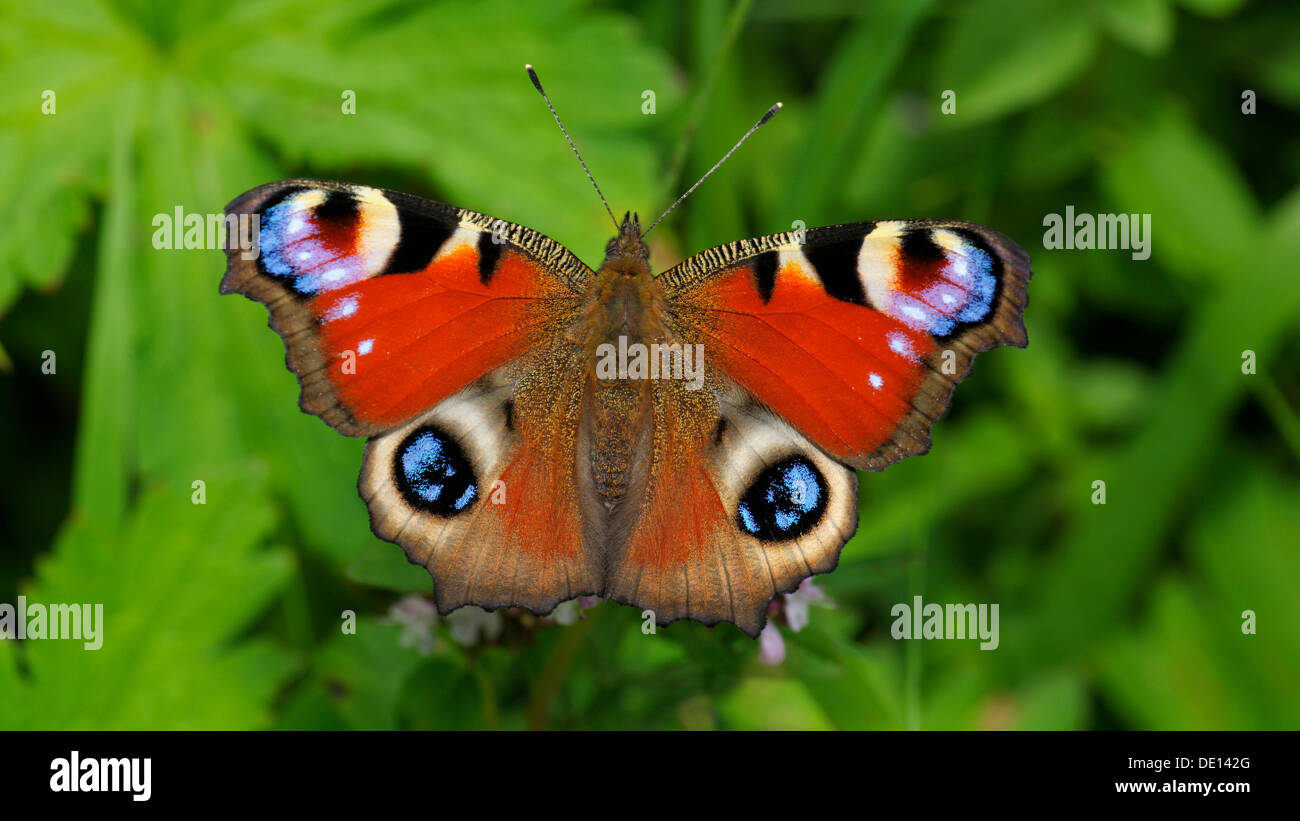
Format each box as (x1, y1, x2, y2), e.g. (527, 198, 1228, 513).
(220, 180, 592, 436)
(661, 219, 1031, 471)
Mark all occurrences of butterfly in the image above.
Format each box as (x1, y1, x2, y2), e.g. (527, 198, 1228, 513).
(220, 67, 1031, 637)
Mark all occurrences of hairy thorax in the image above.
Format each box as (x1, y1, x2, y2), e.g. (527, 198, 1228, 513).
(578, 255, 669, 505)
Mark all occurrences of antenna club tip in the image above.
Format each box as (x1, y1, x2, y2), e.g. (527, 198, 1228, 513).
(525, 63, 533, 71)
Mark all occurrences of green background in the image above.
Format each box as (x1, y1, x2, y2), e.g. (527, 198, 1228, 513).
(2, 0, 1298, 730)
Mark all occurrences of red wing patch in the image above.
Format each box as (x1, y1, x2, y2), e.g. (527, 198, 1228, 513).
(676, 261, 935, 462)
(311, 244, 578, 430)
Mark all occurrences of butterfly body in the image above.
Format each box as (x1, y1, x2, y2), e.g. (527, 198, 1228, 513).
(223, 178, 1030, 636)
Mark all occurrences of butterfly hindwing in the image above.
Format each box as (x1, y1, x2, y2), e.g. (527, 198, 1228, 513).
(661, 219, 1030, 470)
(359, 352, 604, 615)
(221, 180, 591, 436)
(603, 376, 858, 636)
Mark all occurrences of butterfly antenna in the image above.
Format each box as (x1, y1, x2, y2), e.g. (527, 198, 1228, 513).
(526, 64, 620, 232)
(642, 101, 782, 239)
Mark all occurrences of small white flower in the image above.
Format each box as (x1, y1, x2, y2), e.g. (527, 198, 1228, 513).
(446, 606, 504, 646)
(387, 594, 438, 656)
(550, 600, 582, 625)
(547, 596, 600, 626)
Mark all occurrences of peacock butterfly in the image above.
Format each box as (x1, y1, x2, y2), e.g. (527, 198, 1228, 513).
(220, 67, 1031, 637)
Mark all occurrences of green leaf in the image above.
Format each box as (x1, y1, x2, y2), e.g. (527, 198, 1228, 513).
(1099, 107, 1262, 281)
(1259, 38, 1300, 106)
(210, 0, 681, 268)
(1100, 0, 1174, 55)
(0, 473, 293, 729)
(1018, 109, 1300, 668)
(785, 613, 905, 729)
(935, 0, 1097, 125)
(1176, 0, 1246, 18)
(786, 0, 934, 221)
(0, 0, 139, 313)
(282, 616, 428, 730)
(71, 103, 138, 533)
(718, 677, 834, 730)
(346, 543, 434, 593)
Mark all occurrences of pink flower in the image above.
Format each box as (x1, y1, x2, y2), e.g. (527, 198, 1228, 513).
(547, 596, 601, 625)
(755, 578, 833, 665)
(783, 578, 829, 633)
(758, 622, 786, 666)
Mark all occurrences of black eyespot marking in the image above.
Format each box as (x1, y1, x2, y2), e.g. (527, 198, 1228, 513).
(713, 417, 727, 445)
(393, 425, 478, 517)
(898, 228, 945, 264)
(477, 230, 504, 285)
(384, 200, 453, 275)
(805, 238, 868, 306)
(314, 189, 359, 222)
(736, 455, 827, 542)
(754, 251, 779, 303)
(503, 399, 515, 432)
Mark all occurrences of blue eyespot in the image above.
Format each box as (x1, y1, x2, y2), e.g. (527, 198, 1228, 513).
(394, 426, 478, 517)
(736, 455, 827, 542)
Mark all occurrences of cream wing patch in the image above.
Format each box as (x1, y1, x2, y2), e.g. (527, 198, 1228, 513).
(351, 185, 400, 274)
(856, 219, 906, 308)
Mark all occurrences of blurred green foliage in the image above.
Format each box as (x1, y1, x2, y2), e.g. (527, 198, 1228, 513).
(1, 0, 1297, 730)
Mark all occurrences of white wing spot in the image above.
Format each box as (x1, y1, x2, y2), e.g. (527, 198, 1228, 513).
(902, 304, 927, 322)
(887, 332, 914, 359)
(325, 297, 359, 321)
